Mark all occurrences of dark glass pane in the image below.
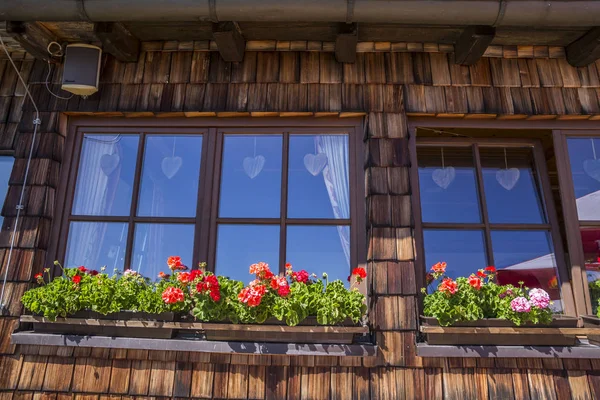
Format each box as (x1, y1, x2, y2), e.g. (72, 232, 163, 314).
(492, 230, 562, 311)
(480, 147, 546, 224)
(423, 229, 487, 292)
(219, 135, 282, 218)
(288, 135, 349, 219)
(567, 138, 600, 220)
(215, 224, 279, 283)
(0, 156, 14, 227)
(72, 134, 139, 216)
(287, 225, 350, 284)
(580, 228, 600, 314)
(137, 135, 202, 217)
(131, 223, 195, 280)
(65, 222, 128, 270)
(417, 146, 481, 223)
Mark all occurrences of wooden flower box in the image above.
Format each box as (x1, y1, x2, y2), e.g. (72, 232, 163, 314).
(27, 311, 176, 339)
(420, 316, 579, 346)
(582, 315, 600, 345)
(202, 318, 367, 344)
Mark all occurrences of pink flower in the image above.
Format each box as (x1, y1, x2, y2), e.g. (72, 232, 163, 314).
(292, 270, 309, 284)
(510, 296, 531, 313)
(162, 287, 185, 304)
(528, 288, 550, 309)
(277, 284, 290, 297)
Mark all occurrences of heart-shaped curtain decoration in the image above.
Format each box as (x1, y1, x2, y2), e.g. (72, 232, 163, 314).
(432, 167, 456, 189)
(496, 148, 520, 190)
(243, 155, 266, 179)
(161, 156, 183, 179)
(100, 153, 120, 176)
(304, 153, 328, 176)
(496, 168, 520, 190)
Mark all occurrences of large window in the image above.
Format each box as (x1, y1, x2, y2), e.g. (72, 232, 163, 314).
(56, 120, 364, 285)
(413, 137, 570, 313)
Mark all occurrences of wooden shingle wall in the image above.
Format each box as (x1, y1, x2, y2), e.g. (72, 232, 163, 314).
(1, 49, 600, 399)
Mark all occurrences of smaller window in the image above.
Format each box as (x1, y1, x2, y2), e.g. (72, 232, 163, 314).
(415, 137, 567, 312)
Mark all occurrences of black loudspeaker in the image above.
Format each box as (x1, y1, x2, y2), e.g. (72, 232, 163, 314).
(61, 44, 102, 96)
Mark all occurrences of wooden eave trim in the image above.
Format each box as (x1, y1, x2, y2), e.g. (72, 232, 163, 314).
(416, 342, 600, 358)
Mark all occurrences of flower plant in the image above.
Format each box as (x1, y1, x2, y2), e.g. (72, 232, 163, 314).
(422, 261, 554, 326)
(22, 257, 367, 326)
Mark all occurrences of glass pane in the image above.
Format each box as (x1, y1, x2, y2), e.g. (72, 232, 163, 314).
(287, 225, 350, 284)
(0, 156, 14, 227)
(580, 228, 600, 314)
(219, 135, 282, 218)
(137, 135, 202, 217)
(131, 223, 195, 280)
(423, 229, 487, 291)
(480, 147, 546, 224)
(417, 146, 481, 223)
(288, 135, 349, 219)
(492, 230, 562, 311)
(215, 224, 279, 283)
(72, 134, 139, 216)
(65, 222, 128, 270)
(567, 138, 600, 220)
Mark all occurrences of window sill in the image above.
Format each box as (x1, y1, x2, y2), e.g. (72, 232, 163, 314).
(11, 331, 378, 357)
(417, 340, 600, 358)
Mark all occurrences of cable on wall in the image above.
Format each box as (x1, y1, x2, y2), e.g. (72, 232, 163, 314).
(0, 34, 41, 313)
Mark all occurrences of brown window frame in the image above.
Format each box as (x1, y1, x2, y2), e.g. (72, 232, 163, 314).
(49, 117, 367, 285)
(553, 129, 600, 315)
(408, 123, 577, 317)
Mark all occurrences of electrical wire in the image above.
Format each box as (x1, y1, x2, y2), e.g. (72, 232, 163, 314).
(0, 34, 41, 312)
(43, 42, 73, 101)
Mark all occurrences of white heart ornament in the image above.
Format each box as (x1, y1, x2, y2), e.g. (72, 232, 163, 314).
(583, 159, 600, 183)
(496, 168, 520, 191)
(243, 155, 265, 179)
(161, 156, 183, 179)
(303, 153, 328, 176)
(431, 167, 456, 189)
(100, 153, 120, 176)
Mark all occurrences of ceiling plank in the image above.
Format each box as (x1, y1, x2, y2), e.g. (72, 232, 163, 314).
(454, 25, 496, 66)
(212, 22, 245, 62)
(335, 23, 357, 63)
(94, 22, 140, 62)
(4, 21, 58, 62)
(566, 27, 600, 67)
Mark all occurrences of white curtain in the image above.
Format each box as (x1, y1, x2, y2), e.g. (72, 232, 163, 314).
(316, 135, 351, 266)
(68, 136, 122, 269)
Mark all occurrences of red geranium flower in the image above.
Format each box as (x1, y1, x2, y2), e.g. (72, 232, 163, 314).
(162, 287, 184, 304)
(238, 284, 266, 307)
(89, 270, 99, 276)
(210, 289, 220, 302)
(438, 277, 457, 295)
(485, 266, 496, 273)
(277, 284, 290, 297)
(177, 272, 191, 284)
(477, 270, 486, 278)
(292, 270, 309, 284)
(468, 274, 482, 290)
(430, 262, 447, 274)
(167, 256, 187, 271)
(72, 275, 81, 284)
(78, 266, 87, 273)
(189, 270, 203, 281)
(425, 273, 434, 284)
(34, 272, 42, 280)
(158, 271, 170, 279)
(352, 267, 367, 279)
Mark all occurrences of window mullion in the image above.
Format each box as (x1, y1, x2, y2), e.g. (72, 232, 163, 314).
(123, 132, 146, 271)
(279, 132, 290, 275)
(473, 143, 495, 267)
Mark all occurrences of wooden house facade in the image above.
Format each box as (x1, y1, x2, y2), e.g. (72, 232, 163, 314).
(3, 6, 600, 398)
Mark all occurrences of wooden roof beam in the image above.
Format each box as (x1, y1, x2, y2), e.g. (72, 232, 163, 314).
(566, 27, 600, 67)
(4, 21, 58, 62)
(212, 22, 245, 62)
(335, 23, 357, 63)
(94, 22, 140, 63)
(454, 25, 495, 66)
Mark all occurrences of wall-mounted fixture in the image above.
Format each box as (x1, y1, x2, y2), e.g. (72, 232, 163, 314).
(61, 44, 102, 97)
